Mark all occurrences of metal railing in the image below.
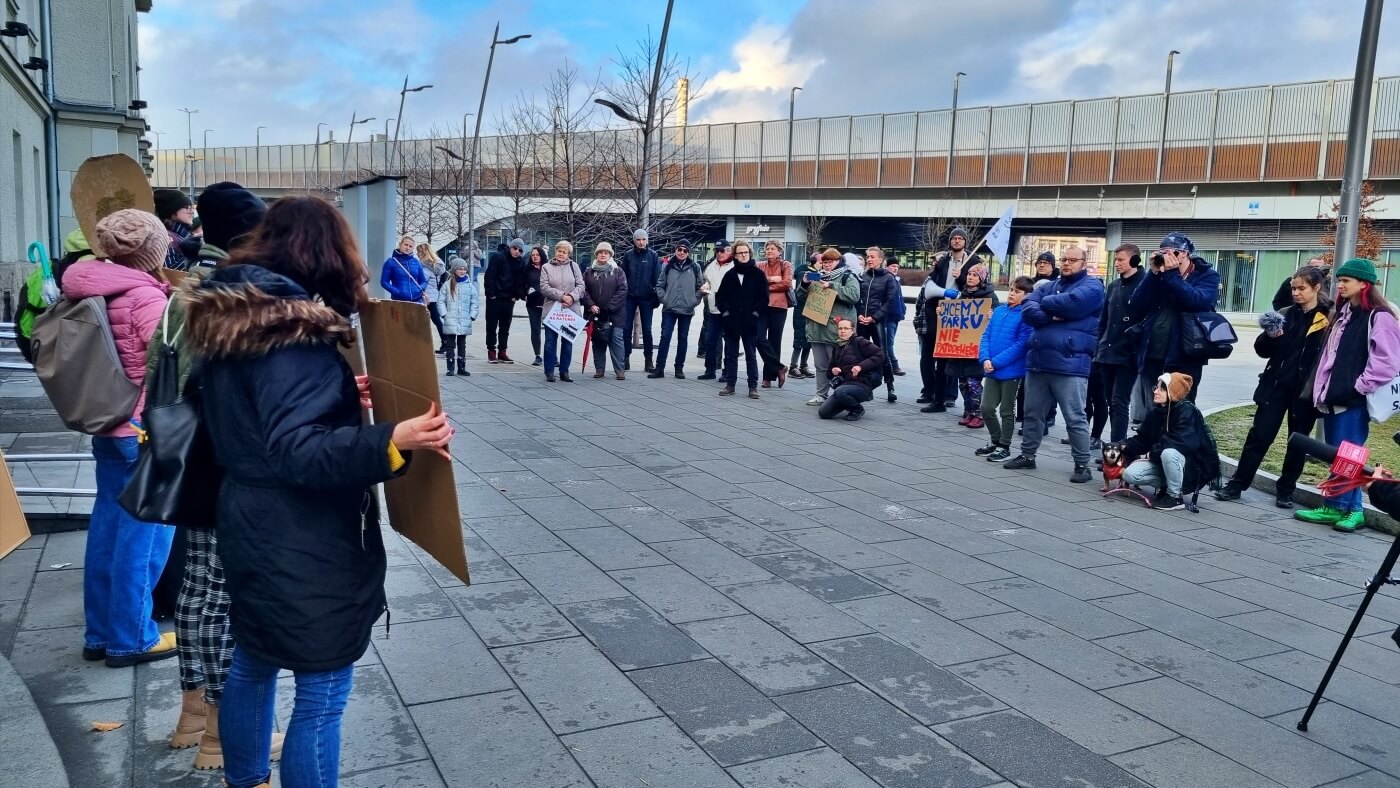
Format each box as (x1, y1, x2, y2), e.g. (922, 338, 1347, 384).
(150, 76, 1400, 192)
(4, 454, 97, 499)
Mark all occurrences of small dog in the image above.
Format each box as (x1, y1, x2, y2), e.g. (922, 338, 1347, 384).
(1100, 443, 1128, 492)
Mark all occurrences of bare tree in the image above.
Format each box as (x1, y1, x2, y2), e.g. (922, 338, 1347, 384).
(392, 129, 459, 244)
(805, 195, 832, 255)
(1320, 181, 1389, 265)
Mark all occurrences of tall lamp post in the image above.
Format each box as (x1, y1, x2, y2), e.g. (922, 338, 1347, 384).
(345, 113, 375, 174)
(466, 23, 531, 263)
(255, 126, 266, 146)
(787, 86, 803, 187)
(1332, 0, 1385, 270)
(202, 129, 213, 187)
(382, 117, 395, 171)
(178, 107, 198, 198)
(391, 77, 433, 174)
(1155, 50, 1180, 182)
(946, 72, 965, 186)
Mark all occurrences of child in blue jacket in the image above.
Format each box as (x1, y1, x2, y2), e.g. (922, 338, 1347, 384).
(976, 276, 1035, 461)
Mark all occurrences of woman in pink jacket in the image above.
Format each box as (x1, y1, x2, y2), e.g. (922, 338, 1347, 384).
(61, 209, 176, 667)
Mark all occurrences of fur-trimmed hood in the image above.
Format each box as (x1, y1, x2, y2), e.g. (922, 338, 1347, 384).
(183, 264, 354, 359)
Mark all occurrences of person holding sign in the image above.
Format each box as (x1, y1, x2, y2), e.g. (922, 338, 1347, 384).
(799, 247, 861, 406)
(946, 264, 1000, 428)
(1003, 246, 1104, 484)
(819, 318, 886, 421)
(584, 242, 631, 379)
(539, 240, 586, 382)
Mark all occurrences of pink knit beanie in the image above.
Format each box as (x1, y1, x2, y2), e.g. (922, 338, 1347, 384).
(94, 209, 168, 273)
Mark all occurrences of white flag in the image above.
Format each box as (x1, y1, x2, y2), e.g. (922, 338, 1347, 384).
(983, 204, 1015, 261)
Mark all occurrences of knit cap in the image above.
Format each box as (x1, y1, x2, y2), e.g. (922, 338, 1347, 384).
(153, 188, 192, 221)
(1335, 258, 1378, 284)
(964, 264, 990, 283)
(94, 209, 169, 273)
(595, 241, 614, 255)
(1156, 372, 1194, 403)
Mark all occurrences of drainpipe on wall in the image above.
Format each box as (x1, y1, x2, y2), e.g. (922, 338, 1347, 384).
(40, 0, 60, 255)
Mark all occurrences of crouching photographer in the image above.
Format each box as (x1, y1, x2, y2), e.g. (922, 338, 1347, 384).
(819, 317, 886, 422)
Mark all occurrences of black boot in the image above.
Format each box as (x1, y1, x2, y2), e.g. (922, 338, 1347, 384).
(644, 352, 655, 373)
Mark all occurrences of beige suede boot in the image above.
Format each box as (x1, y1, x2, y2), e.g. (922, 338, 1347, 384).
(194, 704, 284, 770)
(170, 689, 207, 749)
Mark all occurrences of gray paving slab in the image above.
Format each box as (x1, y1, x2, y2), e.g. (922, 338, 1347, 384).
(1243, 650, 1400, 726)
(800, 506, 918, 542)
(1089, 542, 1243, 584)
(810, 633, 1005, 725)
(680, 614, 851, 696)
(967, 577, 1147, 640)
(1219, 609, 1400, 685)
(443, 580, 579, 647)
(1088, 562, 1264, 617)
(986, 526, 1127, 569)
(557, 596, 709, 671)
(979, 549, 1133, 600)
(10, 626, 134, 705)
(961, 611, 1159, 690)
(608, 564, 748, 624)
(514, 493, 616, 530)
(40, 697, 132, 788)
(720, 578, 873, 643)
(1107, 737, 1285, 788)
(933, 710, 1151, 788)
(727, 748, 882, 788)
(682, 515, 801, 556)
(0, 547, 39, 603)
(776, 526, 908, 569)
(381, 563, 458, 622)
(494, 636, 659, 733)
(1092, 593, 1291, 661)
(553, 525, 669, 570)
(16, 567, 83, 631)
(598, 504, 705, 542)
(411, 690, 591, 788)
(774, 683, 1003, 788)
(1189, 550, 1358, 599)
(466, 514, 570, 555)
(834, 594, 1008, 666)
(858, 563, 1014, 620)
(560, 716, 740, 788)
(276, 664, 429, 775)
(949, 654, 1176, 756)
(37, 530, 87, 571)
(655, 539, 775, 585)
(882, 517, 1020, 556)
(503, 549, 630, 604)
(629, 658, 824, 767)
(749, 550, 890, 603)
(340, 760, 449, 788)
(1268, 702, 1400, 778)
(1103, 677, 1367, 788)
(374, 617, 513, 705)
(872, 538, 1016, 584)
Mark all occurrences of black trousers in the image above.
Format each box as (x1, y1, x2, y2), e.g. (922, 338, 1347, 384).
(485, 298, 514, 352)
(527, 305, 544, 357)
(1232, 394, 1320, 499)
(1086, 363, 1108, 441)
(724, 322, 783, 388)
(444, 334, 467, 371)
(918, 332, 937, 398)
(761, 308, 787, 381)
(819, 383, 873, 419)
(1098, 361, 1139, 442)
(858, 322, 895, 394)
(427, 302, 446, 350)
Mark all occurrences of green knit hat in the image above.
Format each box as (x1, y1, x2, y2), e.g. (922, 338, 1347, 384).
(1335, 258, 1379, 284)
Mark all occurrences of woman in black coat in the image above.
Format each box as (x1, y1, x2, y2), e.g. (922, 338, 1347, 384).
(184, 196, 452, 788)
(820, 317, 886, 421)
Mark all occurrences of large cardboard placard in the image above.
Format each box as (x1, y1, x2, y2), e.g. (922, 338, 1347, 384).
(802, 285, 837, 324)
(0, 458, 30, 559)
(70, 154, 154, 257)
(933, 298, 994, 359)
(355, 300, 469, 584)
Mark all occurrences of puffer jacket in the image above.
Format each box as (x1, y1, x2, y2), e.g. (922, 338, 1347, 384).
(620, 246, 662, 303)
(655, 256, 704, 315)
(1127, 257, 1221, 366)
(1021, 268, 1105, 377)
(583, 262, 629, 321)
(380, 251, 427, 302)
(438, 277, 480, 335)
(858, 266, 900, 323)
(421, 256, 446, 304)
(978, 303, 1033, 381)
(60, 261, 170, 438)
(540, 257, 586, 316)
(798, 268, 861, 344)
(829, 335, 886, 390)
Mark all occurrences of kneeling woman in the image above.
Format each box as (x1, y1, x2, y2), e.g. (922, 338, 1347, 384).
(184, 196, 453, 788)
(1122, 372, 1215, 511)
(819, 317, 886, 421)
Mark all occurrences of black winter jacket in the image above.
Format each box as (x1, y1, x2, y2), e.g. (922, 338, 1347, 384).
(1253, 300, 1331, 406)
(620, 246, 662, 303)
(583, 263, 630, 321)
(858, 267, 901, 323)
(716, 262, 772, 332)
(830, 336, 886, 390)
(485, 246, 524, 300)
(185, 265, 407, 672)
(1123, 399, 1216, 494)
(1095, 269, 1147, 365)
(525, 262, 544, 309)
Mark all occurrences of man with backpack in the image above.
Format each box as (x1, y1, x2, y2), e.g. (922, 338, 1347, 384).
(649, 241, 704, 379)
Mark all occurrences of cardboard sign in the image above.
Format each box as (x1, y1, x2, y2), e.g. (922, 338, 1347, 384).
(543, 302, 585, 342)
(354, 300, 469, 585)
(802, 285, 837, 324)
(0, 458, 30, 559)
(70, 154, 154, 257)
(933, 298, 993, 359)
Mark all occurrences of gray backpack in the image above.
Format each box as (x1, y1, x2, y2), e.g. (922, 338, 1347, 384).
(31, 296, 141, 434)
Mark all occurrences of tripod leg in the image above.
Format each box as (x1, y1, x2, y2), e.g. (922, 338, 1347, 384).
(1297, 534, 1400, 731)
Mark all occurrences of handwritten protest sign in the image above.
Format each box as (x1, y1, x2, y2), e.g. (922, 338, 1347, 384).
(933, 298, 993, 359)
(802, 286, 837, 324)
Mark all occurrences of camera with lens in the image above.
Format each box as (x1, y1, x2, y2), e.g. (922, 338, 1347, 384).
(828, 375, 845, 388)
(1150, 252, 1166, 269)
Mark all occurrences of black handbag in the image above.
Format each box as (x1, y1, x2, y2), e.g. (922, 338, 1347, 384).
(119, 303, 222, 526)
(1179, 310, 1238, 360)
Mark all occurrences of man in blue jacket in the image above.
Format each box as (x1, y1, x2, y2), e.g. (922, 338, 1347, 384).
(884, 259, 907, 375)
(620, 228, 663, 372)
(1127, 232, 1221, 403)
(1004, 246, 1105, 484)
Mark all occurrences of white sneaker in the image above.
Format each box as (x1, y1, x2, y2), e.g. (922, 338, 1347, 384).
(807, 395, 825, 406)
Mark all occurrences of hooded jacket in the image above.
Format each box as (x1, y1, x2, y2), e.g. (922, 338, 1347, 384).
(1123, 375, 1217, 494)
(830, 334, 886, 390)
(655, 255, 704, 315)
(61, 261, 170, 438)
(858, 266, 900, 323)
(380, 251, 428, 302)
(1021, 268, 1105, 377)
(1126, 256, 1222, 367)
(978, 302, 1033, 381)
(438, 275, 480, 335)
(1095, 268, 1146, 365)
(583, 261, 629, 321)
(620, 245, 662, 303)
(184, 265, 407, 672)
(716, 261, 774, 332)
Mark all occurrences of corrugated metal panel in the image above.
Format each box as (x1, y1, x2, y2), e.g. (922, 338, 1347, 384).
(1120, 219, 1400, 250)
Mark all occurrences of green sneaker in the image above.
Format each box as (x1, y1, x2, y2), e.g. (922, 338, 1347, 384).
(1332, 510, 1365, 532)
(1295, 505, 1343, 524)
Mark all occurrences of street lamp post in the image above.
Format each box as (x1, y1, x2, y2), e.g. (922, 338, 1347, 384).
(466, 22, 532, 265)
(787, 86, 802, 187)
(202, 129, 213, 186)
(382, 117, 394, 171)
(391, 77, 434, 174)
(345, 113, 374, 173)
(947, 72, 965, 186)
(178, 107, 198, 198)
(1155, 50, 1180, 182)
(1331, 0, 1385, 271)
(255, 126, 266, 146)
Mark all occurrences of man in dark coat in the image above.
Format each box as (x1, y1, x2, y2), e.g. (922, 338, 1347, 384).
(1095, 243, 1147, 442)
(716, 241, 778, 398)
(485, 238, 526, 363)
(857, 246, 900, 403)
(620, 228, 663, 371)
(1004, 246, 1105, 484)
(1127, 231, 1222, 403)
(920, 227, 978, 408)
(650, 241, 704, 379)
(820, 317, 886, 421)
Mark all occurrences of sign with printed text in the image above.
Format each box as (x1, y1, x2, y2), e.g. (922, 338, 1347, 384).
(933, 298, 993, 359)
(543, 302, 585, 342)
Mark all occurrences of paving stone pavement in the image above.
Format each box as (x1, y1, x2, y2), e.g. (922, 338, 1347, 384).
(2, 328, 1399, 788)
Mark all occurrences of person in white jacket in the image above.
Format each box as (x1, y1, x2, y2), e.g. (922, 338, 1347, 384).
(698, 240, 733, 380)
(438, 257, 480, 376)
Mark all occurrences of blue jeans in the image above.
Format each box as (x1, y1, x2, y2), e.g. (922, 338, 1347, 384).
(1323, 407, 1369, 512)
(222, 646, 354, 788)
(543, 329, 573, 375)
(85, 436, 173, 657)
(885, 322, 901, 369)
(655, 312, 692, 371)
(626, 298, 656, 360)
(703, 315, 726, 374)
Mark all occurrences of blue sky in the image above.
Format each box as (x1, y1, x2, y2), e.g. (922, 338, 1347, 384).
(140, 0, 1400, 148)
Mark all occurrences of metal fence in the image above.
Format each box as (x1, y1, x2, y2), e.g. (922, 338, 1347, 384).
(151, 76, 1400, 192)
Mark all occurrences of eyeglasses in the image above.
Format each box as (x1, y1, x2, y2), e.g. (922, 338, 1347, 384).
(735, 251, 751, 256)
(1061, 257, 1086, 263)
